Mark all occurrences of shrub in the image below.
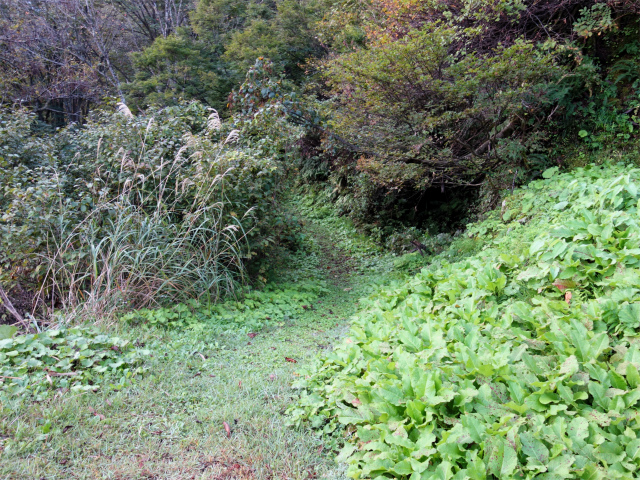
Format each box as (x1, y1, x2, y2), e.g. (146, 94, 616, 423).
(0, 102, 292, 324)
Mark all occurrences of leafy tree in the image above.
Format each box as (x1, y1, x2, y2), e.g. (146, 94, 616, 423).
(306, 0, 640, 217)
(124, 28, 234, 110)
(124, 0, 325, 109)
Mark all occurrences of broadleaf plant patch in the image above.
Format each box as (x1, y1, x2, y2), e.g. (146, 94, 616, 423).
(0, 328, 148, 402)
(290, 163, 640, 479)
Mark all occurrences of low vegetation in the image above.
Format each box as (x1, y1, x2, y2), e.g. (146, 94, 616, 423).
(0, 328, 148, 403)
(0, 210, 380, 479)
(2, 1, 640, 479)
(291, 163, 640, 479)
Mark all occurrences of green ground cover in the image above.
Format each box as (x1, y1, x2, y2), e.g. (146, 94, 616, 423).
(291, 164, 640, 480)
(5, 162, 640, 480)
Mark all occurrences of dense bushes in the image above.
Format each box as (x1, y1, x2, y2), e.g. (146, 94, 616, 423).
(290, 0, 640, 232)
(291, 163, 640, 479)
(0, 101, 296, 323)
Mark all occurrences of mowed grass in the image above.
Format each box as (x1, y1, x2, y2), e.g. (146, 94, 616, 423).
(0, 219, 380, 480)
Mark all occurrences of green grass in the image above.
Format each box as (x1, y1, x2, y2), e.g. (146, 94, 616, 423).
(0, 208, 395, 479)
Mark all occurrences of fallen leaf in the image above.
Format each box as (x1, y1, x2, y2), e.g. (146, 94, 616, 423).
(554, 279, 577, 291)
(62, 425, 73, 433)
(223, 421, 231, 438)
(247, 333, 257, 339)
(285, 357, 297, 363)
(88, 406, 105, 420)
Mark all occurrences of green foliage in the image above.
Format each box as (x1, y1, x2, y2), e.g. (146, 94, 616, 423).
(227, 57, 330, 190)
(295, 0, 640, 233)
(291, 163, 640, 479)
(122, 280, 329, 331)
(0, 325, 17, 340)
(0, 102, 297, 320)
(295, 193, 383, 261)
(0, 328, 148, 402)
(124, 28, 235, 111)
(324, 27, 560, 188)
(124, 0, 325, 109)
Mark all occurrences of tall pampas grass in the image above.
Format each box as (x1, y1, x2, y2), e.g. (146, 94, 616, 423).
(38, 114, 250, 325)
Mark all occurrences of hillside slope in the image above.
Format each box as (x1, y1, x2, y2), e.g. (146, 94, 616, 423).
(292, 163, 640, 480)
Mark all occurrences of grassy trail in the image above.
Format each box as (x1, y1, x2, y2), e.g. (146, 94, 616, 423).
(0, 216, 378, 480)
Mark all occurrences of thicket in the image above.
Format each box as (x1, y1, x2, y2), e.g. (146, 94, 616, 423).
(3, 0, 640, 235)
(0, 88, 303, 325)
(291, 163, 640, 479)
(293, 0, 640, 234)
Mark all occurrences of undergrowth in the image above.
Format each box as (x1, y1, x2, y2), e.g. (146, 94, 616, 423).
(122, 281, 329, 332)
(290, 162, 640, 479)
(0, 328, 148, 403)
(0, 202, 379, 479)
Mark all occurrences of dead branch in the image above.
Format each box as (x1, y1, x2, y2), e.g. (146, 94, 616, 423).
(0, 285, 31, 331)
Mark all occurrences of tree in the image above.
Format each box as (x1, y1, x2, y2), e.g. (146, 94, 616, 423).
(315, 0, 640, 191)
(0, 0, 139, 124)
(109, 0, 193, 42)
(124, 28, 234, 110)
(124, 0, 326, 109)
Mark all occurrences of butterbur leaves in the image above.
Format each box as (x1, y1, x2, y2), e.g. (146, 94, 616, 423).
(291, 165, 640, 479)
(486, 436, 518, 478)
(520, 432, 549, 465)
(0, 328, 148, 401)
(0, 325, 18, 340)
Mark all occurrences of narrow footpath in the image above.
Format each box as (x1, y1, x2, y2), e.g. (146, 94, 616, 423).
(1, 215, 383, 480)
